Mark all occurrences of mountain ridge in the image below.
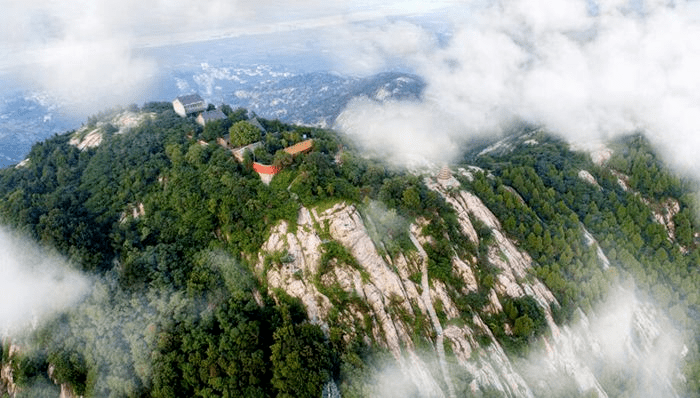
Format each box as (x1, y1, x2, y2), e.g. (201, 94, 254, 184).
(0, 104, 697, 397)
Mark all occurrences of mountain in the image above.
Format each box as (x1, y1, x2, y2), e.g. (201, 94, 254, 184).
(181, 65, 425, 127)
(0, 67, 423, 169)
(0, 104, 698, 397)
(0, 91, 79, 168)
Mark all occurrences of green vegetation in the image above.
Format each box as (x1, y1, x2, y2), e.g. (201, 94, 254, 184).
(3, 103, 700, 397)
(483, 296, 547, 355)
(229, 120, 262, 147)
(0, 103, 469, 397)
(467, 132, 700, 391)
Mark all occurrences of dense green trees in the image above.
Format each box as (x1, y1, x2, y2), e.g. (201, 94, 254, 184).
(4, 105, 700, 396)
(229, 121, 262, 147)
(271, 322, 332, 398)
(150, 292, 317, 398)
(0, 104, 470, 397)
(468, 133, 700, 392)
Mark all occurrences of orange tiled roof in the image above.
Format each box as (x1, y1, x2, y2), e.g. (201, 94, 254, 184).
(252, 162, 280, 175)
(284, 139, 313, 155)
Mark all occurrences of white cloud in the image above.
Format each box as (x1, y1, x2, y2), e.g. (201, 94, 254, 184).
(335, 0, 700, 174)
(520, 287, 684, 397)
(335, 97, 463, 166)
(0, 227, 90, 337)
(329, 21, 438, 76)
(0, 0, 451, 116)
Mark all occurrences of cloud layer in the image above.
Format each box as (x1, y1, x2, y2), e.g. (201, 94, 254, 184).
(335, 0, 700, 172)
(0, 227, 90, 337)
(520, 287, 684, 397)
(0, 1, 451, 115)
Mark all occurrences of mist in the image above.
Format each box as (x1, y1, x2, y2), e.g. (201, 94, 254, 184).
(519, 286, 685, 398)
(340, 286, 685, 398)
(0, 227, 90, 337)
(334, 0, 700, 173)
(0, 0, 452, 116)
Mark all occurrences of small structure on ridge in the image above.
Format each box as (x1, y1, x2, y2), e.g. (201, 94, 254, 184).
(173, 94, 206, 117)
(437, 165, 459, 188)
(253, 163, 280, 185)
(196, 109, 227, 126)
(284, 139, 314, 156)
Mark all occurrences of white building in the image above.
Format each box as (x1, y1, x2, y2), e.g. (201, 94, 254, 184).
(172, 94, 206, 117)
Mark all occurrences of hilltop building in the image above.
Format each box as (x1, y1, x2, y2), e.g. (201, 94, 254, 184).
(253, 162, 280, 185)
(197, 109, 227, 126)
(284, 139, 314, 156)
(247, 139, 314, 184)
(437, 165, 459, 188)
(437, 165, 452, 181)
(232, 142, 263, 162)
(248, 117, 267, 134)
(173, 94, 206, 117)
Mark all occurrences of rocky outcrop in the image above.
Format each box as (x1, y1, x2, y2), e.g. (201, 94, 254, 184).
(48, 364, 83, 398)
(257, 170, 567, 396)
(69, 111, 154, 151)
(1, 342, 20, 398)
(583, 226, 611, 270)
(653, 198, 680, 241)
(578, 170, 601, 189)
(1, 360, 16, 397)
(256, 167, 684, 397)
(119, 203, 145, 224)
(112, 111, 155, 134)
(69, 128, 103, 150)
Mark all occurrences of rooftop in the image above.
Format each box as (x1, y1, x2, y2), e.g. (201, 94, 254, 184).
(199, 109, 226, 122)
(176, 93, 205, 106)
(284, 139, 314, 156)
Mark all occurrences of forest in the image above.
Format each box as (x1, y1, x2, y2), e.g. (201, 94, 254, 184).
(1, 103, 699, 397)
(0, 103, 455, 397)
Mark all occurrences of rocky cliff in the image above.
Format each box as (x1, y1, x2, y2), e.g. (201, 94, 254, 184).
(254, 167, 685, 397)
(255, 170, 551, 396)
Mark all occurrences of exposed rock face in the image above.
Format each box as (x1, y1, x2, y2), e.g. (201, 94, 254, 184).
(611, 170, 630, 191)
(69, 111, 154, 151)
(583, 226, 611, 270)
(578, 170, 600, 189)
(14, 159, 30, 169)
(1, 360, 16, 397)
(119, 202, 146, 224)
(256, 168, 683, 397)
(653, 198, 681, 241)
(59, 383, 81, 398)
(112, 111, 155, 134)
(257, 172, 567, 396)
(48, 364, 83, 398)
(69, 128, 103, 150)
(1, 343, 20, 398)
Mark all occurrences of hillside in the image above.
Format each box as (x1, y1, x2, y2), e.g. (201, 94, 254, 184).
(1, 104, 699, 397)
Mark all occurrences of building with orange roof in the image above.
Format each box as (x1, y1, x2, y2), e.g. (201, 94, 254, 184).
(284, 139, 314, 156)
(243, 139, 314, 184)
(252, 162, 280, 185)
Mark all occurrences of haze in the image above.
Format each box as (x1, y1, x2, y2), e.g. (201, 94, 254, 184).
(0, 228, 90, 337)
(4, 0, 699, 176)
(0, 1, 454, 114)
(334, 0, 700, 176)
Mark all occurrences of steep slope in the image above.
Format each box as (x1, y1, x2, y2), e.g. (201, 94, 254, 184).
(257, 151, 691, 397)
(255, 171, 580, 396)
(0, 106, 697, 397)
